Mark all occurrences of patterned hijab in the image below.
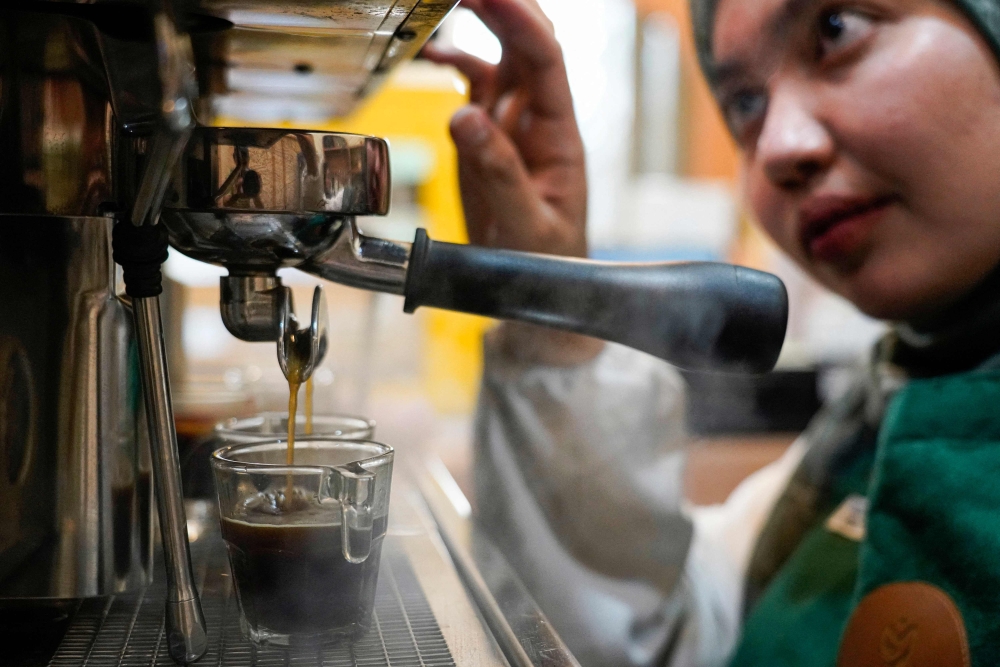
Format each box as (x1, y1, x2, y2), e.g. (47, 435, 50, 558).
(691, 0, 1000, 85)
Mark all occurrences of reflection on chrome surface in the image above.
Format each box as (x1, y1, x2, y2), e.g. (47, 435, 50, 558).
(0, 216, 152, 598)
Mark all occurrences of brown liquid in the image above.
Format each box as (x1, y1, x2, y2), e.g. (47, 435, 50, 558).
(287, 381, 299, 466)
(284, 330, 309, 467)
(304, 377, 314, 435)
(221, 509, 388, 639)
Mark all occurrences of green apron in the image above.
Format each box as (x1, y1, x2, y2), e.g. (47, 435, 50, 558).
(730, 368, 1000, 667)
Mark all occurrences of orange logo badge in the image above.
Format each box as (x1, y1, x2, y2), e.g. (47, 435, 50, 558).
(837, 582, 969, 667)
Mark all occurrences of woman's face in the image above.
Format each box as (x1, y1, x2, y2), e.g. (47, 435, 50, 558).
(713, 0, 1000, 321)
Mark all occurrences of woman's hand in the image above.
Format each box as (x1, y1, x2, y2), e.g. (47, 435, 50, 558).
(423, 0, 604, 364)
(423, 0, 587, 257)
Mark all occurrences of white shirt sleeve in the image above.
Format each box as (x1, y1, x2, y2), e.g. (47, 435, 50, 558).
(670, 439, 807, 666)
(474, 336, 806, 667)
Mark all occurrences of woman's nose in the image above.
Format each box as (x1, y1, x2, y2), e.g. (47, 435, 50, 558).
(757, 89, 834, 190)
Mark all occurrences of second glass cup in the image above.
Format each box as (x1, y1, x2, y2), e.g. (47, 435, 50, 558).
(215, 412, 376, 444)
(212, 438, 393, 646)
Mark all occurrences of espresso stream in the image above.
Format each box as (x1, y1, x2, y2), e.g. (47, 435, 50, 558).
(284, 332, 316, 468)
(287, 381, 299, 466)
(305, 377, 314, 435)
(284, 378, 315, 464)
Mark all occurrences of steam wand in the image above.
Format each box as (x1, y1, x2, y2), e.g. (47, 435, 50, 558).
(112, 12, 207, 665)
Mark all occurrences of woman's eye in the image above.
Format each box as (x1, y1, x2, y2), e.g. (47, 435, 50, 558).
(817, 9, 874, 59)
(725, 90, 768, 137)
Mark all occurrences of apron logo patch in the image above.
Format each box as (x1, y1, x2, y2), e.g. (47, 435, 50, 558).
(838, 582, 970, 667)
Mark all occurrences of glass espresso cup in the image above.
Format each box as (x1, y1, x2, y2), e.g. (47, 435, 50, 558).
(212, 438, 393, 646)
(215, 412, 376, 444)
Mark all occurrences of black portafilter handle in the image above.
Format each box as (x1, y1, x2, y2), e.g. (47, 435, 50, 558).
(402, 229, 789, 374)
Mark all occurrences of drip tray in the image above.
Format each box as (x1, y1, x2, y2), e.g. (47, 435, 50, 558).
(29, 472, 556, 667)
(48, 533, 456, 667)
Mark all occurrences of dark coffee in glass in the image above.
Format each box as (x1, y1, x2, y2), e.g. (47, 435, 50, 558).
(212, 439, 393, 646)
(221, 512, 389, 638)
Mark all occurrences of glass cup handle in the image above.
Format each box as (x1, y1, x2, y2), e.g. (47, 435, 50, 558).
(334, 464, 376, 564)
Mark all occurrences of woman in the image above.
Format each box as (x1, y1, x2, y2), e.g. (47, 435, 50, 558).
(425, 0, 1000, 664)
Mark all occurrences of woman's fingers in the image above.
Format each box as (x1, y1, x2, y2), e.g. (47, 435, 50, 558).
(450, 105, 541, 249)
(421, 44, 497, 106)
(458, 0, 486, 12)
(429, 0, 572, 120)
(476, 0, 558, 69)
(471, 0, 574, 118)
(493, 90, 529, 136)
(431, 0, 587, 257)
(420, 44, 493, 83)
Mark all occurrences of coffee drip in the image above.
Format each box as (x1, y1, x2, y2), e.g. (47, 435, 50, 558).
(305, 378, 315, 436)
(284, 374, 315, 466)
(278, 287, 328, 468)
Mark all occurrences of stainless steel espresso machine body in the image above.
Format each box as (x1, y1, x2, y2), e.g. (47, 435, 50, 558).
(0, 1, 789, 665)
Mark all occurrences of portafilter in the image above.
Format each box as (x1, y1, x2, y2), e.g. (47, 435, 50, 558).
(161, 127, 789, 374)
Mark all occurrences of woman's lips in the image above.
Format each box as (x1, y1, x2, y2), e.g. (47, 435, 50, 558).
(799, 195, 895, 263)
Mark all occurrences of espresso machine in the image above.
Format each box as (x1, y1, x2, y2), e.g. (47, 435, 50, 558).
(0, 1, 788, 665)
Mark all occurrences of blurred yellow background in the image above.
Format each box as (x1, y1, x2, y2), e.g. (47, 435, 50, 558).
(319, 65, 488, 414)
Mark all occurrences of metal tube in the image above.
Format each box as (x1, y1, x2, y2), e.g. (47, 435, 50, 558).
(133, 296, 208, 665)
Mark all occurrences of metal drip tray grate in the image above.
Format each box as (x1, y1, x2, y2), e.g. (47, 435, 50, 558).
(47, 535, 456, 667)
